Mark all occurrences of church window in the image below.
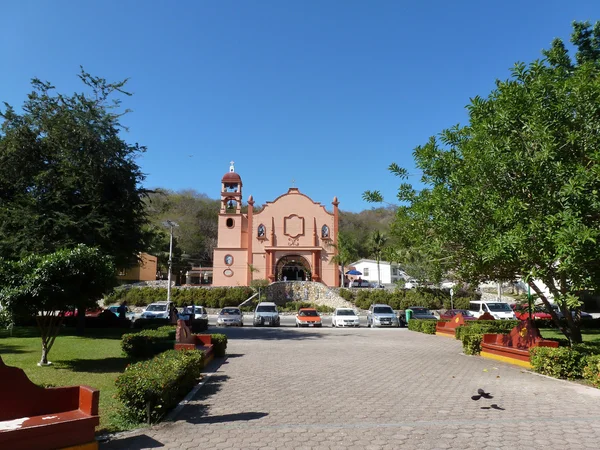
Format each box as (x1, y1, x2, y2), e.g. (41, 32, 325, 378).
(226, 218, 234, 228)
(257, 224, 266, 238)
(321, 225, 330, 238)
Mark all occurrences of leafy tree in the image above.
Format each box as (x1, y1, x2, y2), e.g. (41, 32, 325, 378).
(144, 189, 221, 275)
(0, 245, 116, 365)
(0, 69, 148, 267)
(365, 22, 600, 343)
(370, 230, 387, 286)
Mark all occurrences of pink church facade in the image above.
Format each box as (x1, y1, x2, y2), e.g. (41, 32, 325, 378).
(212, 163, 340, 287)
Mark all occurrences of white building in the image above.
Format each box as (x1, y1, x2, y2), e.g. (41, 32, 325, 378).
(347, 259, 408, 285)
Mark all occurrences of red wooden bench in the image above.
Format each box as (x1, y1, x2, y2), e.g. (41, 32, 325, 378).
(435, 313, 466, 337)
(481, 319, 558, 368)
(174, 320, 214, 364)
(0, 356, 99, 450)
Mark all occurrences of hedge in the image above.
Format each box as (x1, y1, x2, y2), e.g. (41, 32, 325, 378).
(530, 346, 589, 379)
(211, 333, 228, 357)
(350, 286, 479, 311)
(583, 355, 600, 388)
(115, 349, 204, 423)
(106, 286, 254, 307)
(121, 326, 176, 358)
(456, 321, 520, 355)
(407, 319, 437, 334)
(454, 320, 519, 340)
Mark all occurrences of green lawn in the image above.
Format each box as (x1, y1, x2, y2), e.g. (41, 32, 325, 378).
(0, 327, 140, 433)
(540, 328, 600, 343)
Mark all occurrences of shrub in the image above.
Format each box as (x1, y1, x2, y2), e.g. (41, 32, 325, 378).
(338, 289, 355, 302)
(105, 286, 254, 308)
(583, 355, 600, 388)
(454, 320, 519, 341)
(462, 334, 483, 355)
(277, 302, 335, 313)
(408, 319, 436, 334)
(529, 346, 589, 379)
(121, 326, 176, 358)
(115, 349, 204, 423)
(132, 318, 171, 329)
(211, 333, 228, 357)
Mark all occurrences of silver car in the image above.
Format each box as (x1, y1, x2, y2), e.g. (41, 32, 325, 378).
(253, 302, 280, 327)
(216, 307, 244, 327)
(367, 304, 400, 328)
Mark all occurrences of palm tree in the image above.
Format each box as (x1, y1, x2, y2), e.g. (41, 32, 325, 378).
(370, 230, 388, 286)
(329, 232, 356, 287)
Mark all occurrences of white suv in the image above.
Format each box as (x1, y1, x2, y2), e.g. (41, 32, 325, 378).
(253, 302, 280, 327)
(367, 304, 400, 328)
(469, 300, 516, 320)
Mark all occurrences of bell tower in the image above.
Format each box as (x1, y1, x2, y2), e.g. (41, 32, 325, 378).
(220, 161, 242, 213)
(213, 162, 249, 286)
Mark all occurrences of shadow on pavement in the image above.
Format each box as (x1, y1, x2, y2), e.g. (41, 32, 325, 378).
(100, 434, 164, 450)
(186, 411, 268, 424)
(208, 326, 325, 341)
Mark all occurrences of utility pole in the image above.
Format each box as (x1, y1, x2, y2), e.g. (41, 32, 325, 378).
(163, 220, 179, 303)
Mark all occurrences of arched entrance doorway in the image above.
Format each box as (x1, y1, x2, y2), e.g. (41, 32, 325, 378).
(275, 255, 311, 281)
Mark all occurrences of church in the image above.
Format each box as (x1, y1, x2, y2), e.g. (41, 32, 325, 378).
(211, 162, 340, 287)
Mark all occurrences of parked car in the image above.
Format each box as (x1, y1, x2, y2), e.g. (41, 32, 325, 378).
(331, 308, 360, 327)
(404, 279, 419, 289)
(295, 308, 322, 327)
(367, 304, 400, 328)
(512, 304, 552, 321)
(107, 305, 135, 319)
(253, 302, 280, 327)
(141, 301, 176, 320)
(216, 307, 244, 327)
(178, 305, 209, 329)
(468, 300, 516, 320)
(549, 304, 593, 320)
(407, 307, 437, 320)
(369, 283, 385, 289)
(351, 279, 371, 288)
(60, 307, 105, 318)
(439, 309, 477, 321)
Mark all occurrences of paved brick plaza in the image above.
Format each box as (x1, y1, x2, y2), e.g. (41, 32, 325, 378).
(101, 327, 600, 449)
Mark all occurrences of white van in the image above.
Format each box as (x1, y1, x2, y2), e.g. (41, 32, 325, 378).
(469, 300, 516, 320)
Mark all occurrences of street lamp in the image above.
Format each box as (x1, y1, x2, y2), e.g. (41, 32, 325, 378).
(163, 220, 179, 303)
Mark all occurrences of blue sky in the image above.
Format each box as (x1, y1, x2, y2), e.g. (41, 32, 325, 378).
(2, 1, 598, 212)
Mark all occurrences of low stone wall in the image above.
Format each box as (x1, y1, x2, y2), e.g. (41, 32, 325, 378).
(266, 281, 355, 310)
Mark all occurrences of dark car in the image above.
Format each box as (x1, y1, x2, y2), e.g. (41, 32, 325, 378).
(407, 307, 437, 320)
(439, 309, 477, 321)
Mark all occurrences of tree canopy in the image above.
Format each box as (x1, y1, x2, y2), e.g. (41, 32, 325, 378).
(0, 69, 148, 267)
(365, 21, 600, 343)
(0, 245, 116, 364)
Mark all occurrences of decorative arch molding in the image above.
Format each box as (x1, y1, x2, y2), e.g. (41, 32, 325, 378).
(284, 214, 304, 238)
(275, 254, 312, 282)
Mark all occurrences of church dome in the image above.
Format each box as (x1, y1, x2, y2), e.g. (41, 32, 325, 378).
(222, 171, 242, 183)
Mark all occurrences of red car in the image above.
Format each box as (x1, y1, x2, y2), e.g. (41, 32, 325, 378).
(439, 309, 477, 321)
(512, 304, 552, 320)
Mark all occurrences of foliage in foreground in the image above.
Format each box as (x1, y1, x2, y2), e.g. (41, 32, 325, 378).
(121, 326, 176, 359)
(115, 349, 204, 423)
(0, 69, 149, 267)
(407, 319, 437, 334)
(0, 245, 116, 364)
(365, 21, 600, 344)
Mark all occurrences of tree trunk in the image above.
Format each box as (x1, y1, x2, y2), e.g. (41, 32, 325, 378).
(76, 307, 86, 335)
(40, 341, 49, 365)
(528, 280, 582, 344)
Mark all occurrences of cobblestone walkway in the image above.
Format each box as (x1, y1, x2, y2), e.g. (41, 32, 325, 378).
(101, 327, 600, 449)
